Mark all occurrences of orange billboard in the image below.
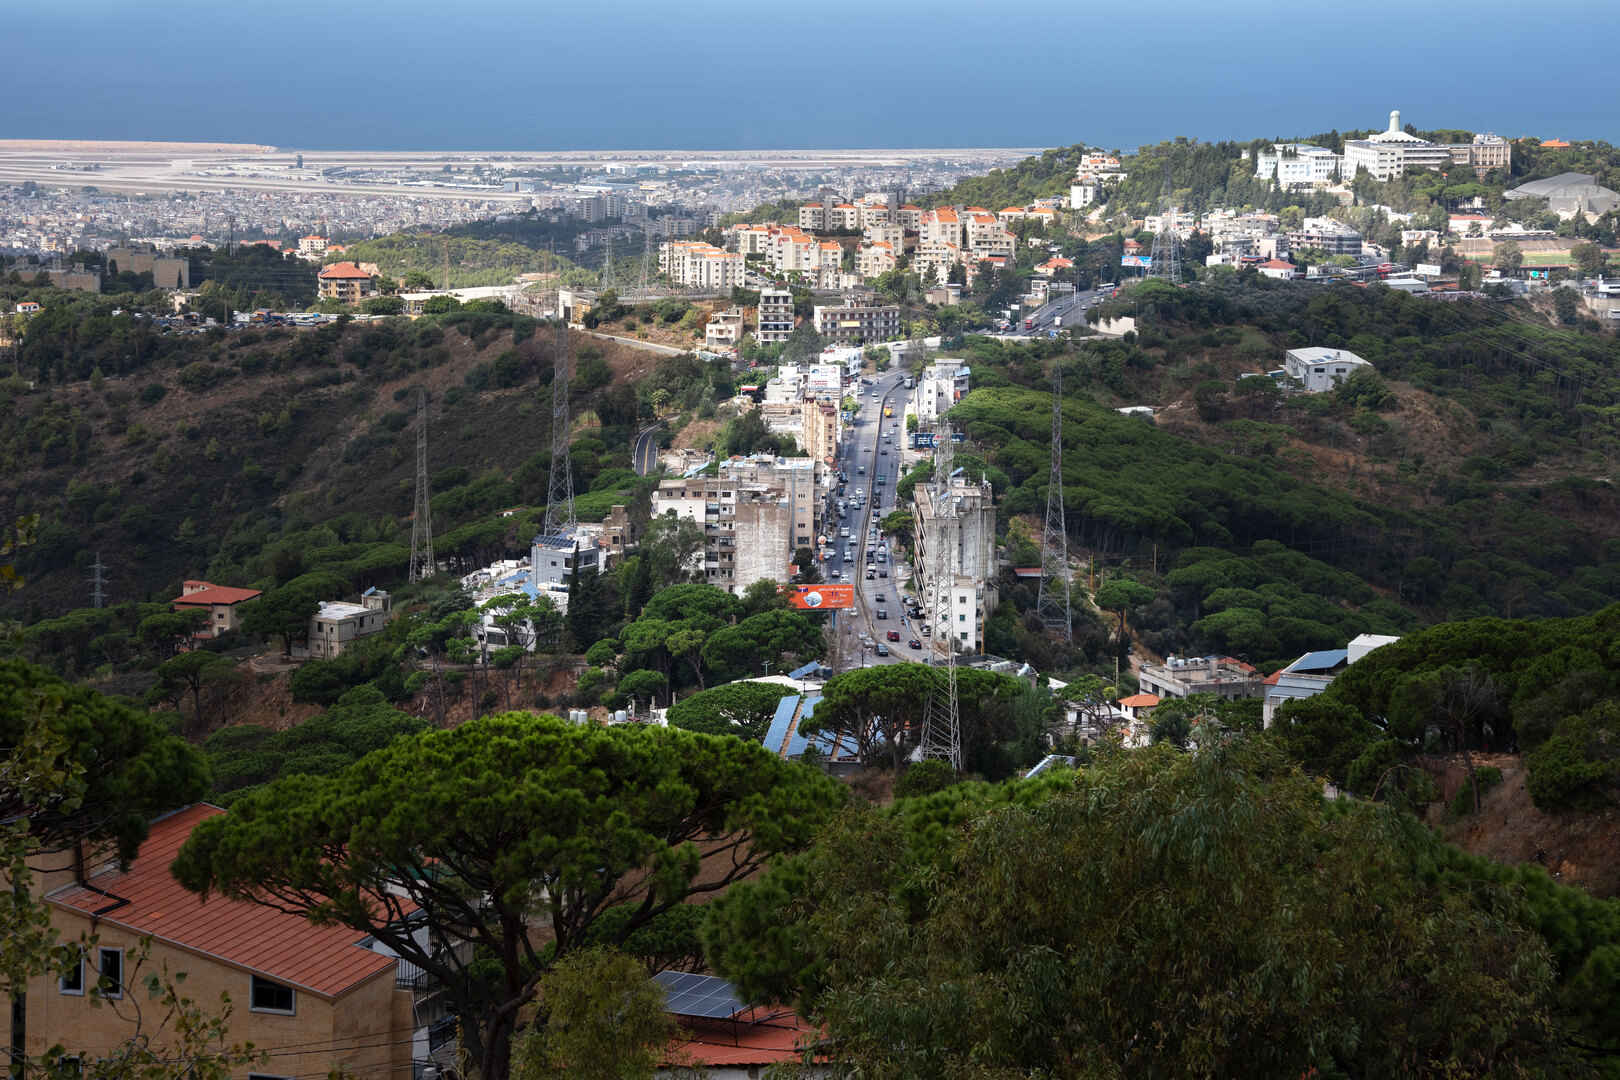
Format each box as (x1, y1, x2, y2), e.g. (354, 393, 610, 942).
(783, 584, 854, 610)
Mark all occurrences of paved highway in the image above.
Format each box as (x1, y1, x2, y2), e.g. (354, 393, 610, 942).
(632, 422, 664, 476)
(825, 367, 923, 669)
(1012, 286, 1111, 338)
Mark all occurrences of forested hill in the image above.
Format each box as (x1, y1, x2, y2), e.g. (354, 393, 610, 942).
(920, 144, 1090, 209)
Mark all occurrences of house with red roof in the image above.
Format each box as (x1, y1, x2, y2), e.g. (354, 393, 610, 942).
(1037, 256, 1075, 274)
(317, 261, 376, 304)
(652, 970, 826, 1079)
(171, 579, 263, 638)
(1257, 258, 1300, 280)
(24, 805, 415, 1079)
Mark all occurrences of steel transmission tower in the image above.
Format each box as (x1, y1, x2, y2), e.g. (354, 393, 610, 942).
(638, 228, 655, 291)
(601, 234, 615, 290)
(1148, 161, 1180, 282)
(408, 388, 435, 581)
(88, 552, 106, 609)
(1037, 364, 1071, 641)
(544, 320, 576, 537)
(917, 419, 962, 772)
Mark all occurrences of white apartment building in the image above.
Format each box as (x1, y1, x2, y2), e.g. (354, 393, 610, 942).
(916, 359, 970, 422)
(757, 287, 795, 343)
(659, 240, 745, 289)
(912, 239, 963, 285)
(1287, 217, 1363, 256)
(856, 240, 897, 278)
(812, 299, 901, 343)
(1343, 110, 1452, 181)
(913, 473, 998, 652)
(863, 222, 905, 251)
(1253, 144, 1342, 186)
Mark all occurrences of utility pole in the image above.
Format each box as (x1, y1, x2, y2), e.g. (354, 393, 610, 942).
(88, 552, 106, 609)
(917, 419, 962, 772)
(1037, 363, 1071, 642)
(408, 388, 435, 581)
(544, 318, 576, 537)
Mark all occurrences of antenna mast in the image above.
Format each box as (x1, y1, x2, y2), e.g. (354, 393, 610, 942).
(408, 388, 435, 581)
(918, 418, 962, 772)
(1149, 161, 1180, 281)
(544, 319, 576, 536)
(1037, 363, 1071, 641)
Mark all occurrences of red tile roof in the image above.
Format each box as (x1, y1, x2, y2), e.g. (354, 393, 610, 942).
(1259, 259, 1295, 269)
(318, 261, 372, 279)
(48, 805, 396, 999)
(1263, 670, 1284, 686)
(1118, 693, 1160, 707)
(172, 581, 263, 607)
(668, 1009, 818, 1068)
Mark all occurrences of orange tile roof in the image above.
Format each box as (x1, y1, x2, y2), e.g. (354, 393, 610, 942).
(1259, 259, 1294, 269)
(1263, 670, 1283, 686)
(48, 805, 397, 999)
(802, 202, 822, 208)
(901, 204, 920, 209)
(668, 1008, 818, 1068)
(318, 261, 372, 279)
(172, 581, 263, 607)
(1001, 206, 1024, 213)
(1118, 693, 1160, 707)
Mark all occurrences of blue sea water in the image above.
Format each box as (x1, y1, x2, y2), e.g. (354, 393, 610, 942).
(4, 0, 1615, 152)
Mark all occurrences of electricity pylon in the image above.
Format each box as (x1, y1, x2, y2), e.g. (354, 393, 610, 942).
(1148, 161, 1180, 281)
(1037, 364, 1071, 641)
(917, 419, 962, 772)
(543, 319, 576, 537)
(408, 388, 435, 581)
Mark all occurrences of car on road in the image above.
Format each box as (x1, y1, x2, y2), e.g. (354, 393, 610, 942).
(874, 593, 885, 602)
(879, 567, 889, 577)
(876, 608, 887, 619)
(909, 638, 923, 649)
(828, 570, 840, 580)
(874, 643, 890, 656)
(866, 570, 875, 580)
(886, 630, 901, 641)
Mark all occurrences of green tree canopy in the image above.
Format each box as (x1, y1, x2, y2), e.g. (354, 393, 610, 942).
(705, 735, 1571, 1077)
(172, 715, 846, 1080)
(665, 680, 796, 741)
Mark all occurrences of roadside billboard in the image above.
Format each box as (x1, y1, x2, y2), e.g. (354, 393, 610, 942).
(1121, 255, 1151, 269)
(783, 584, 855, 610)
(1415, 263, 1442, 277)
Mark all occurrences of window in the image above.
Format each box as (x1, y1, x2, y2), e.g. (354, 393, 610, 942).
(250, 975, 296, 1015)
(59, 953, 84, 995)
(98, 948, 123, 998)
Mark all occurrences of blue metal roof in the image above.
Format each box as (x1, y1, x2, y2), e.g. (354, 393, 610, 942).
(760, 694, 802, 757)
(787, 661, 828, 680)
(1287, 649, 1348, 673)
(1025, 754, 1076, 778)
(783, 696, 823, 759)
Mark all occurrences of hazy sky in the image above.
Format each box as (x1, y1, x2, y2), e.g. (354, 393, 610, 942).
(5, 0, 1615, 151)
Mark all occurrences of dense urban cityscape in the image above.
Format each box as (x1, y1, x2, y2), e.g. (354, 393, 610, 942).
(5, 1, 1620, 1077)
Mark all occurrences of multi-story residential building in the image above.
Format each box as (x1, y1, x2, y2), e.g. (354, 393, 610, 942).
(863, 222, 905, 251)
(916, 359, 970, 422)
(1446, 133, 1511, 178)
(1138, 654, 1265, 701)
(1343, 110, 1452, 181)
(652, 467, 816, 592)
(893, 204, 924, 230)
(531, 526, 602, 595)
(1070, 152, 1125, 208)
(659, 241, 744, 289)
(856, 240, 897, 279)
(997, 205, 1057, 229)
(23, 805, 416, 1080)
(307, 589, 393, 659)
(803, 399, 840, 464)
(719, 454, 822, 548)
(797, 202, 825, 231)
(1287, 217, 1363, 256)
(297, 233, 328, 257)
(912, 471, 998, 652)
(316, 261, 376, 303)
(812, 298, 900, 343)
(1253, 144, 1342, 187)
(912, 238, 962, 285)
(965, 210, 1015, 260)
(921, 207, 963, 247)
(757, 287, 795, 343)
(705, 307, 745, 350)
(170, 580, 262, 638)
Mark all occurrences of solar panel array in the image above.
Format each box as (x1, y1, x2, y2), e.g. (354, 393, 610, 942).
(654, 970, 744, 1019)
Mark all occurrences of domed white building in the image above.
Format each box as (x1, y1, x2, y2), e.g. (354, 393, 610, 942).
(1344, 109, 1453, 181)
